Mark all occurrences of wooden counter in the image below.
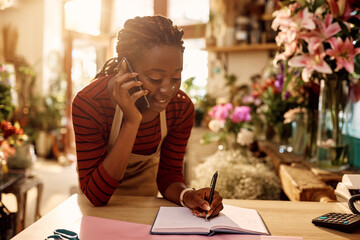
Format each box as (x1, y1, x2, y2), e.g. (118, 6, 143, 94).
(11, 193, 360, 240)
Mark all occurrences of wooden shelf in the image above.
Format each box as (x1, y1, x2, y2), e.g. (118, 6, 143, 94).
(204, 43, 277, 53)
(261, 13, 274, 21)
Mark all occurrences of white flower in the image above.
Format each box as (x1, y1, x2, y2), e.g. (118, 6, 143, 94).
(236, 128, 255, 146)
(190, 150, 281, 200)
(208, 119, 225, 133)
(283, 107, 306, 124)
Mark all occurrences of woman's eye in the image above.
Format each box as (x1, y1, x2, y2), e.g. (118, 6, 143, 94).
(147, 76, 162, 82)
(172, 78, 181, 82)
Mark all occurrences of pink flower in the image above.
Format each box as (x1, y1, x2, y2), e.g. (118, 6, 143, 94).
(289, 51, 333, 81)
(326, 37, 360, 73)
(208, 103, 233, 122)
(242, 95, 254, 104)
(275, 30, 298, 55)
(320, 14, 342, 38)
(254, 98, 262, 106)
(296, 7, 316, 30)
(303, 14, 341, 53)
(229, 106, 251, 123)
(272, 7, 293, 31)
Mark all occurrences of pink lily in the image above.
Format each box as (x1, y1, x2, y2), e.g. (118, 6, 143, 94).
(296, 7, 316, 30)
(326, 37, 360, 73)
(272, 7, 292, 31)
(272, 3, 301, 31)
(305, 14, 341, 53)
(318, 14, 341, 40)
(275, 29, 297, 49)
(289, 51, 333, 81)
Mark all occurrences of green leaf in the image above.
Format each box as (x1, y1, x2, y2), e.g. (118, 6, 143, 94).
(201, 131, 220, 145)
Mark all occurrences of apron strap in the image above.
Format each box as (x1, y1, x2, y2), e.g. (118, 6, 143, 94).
(158, 110, 167, 150)
(107, 105, 123, 152)
(108, 106, 167, 152)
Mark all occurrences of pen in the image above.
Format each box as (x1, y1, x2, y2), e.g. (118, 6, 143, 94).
(206, 171, 218, 221)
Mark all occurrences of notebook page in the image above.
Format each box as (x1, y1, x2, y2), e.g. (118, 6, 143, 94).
(152, 207, 211, 233)
(210, 205, 269, 234)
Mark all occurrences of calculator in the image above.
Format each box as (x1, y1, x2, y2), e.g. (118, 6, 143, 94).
(312, 212, 360, 233)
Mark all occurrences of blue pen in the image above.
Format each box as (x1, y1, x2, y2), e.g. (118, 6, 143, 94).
(206, 171, 218, 221)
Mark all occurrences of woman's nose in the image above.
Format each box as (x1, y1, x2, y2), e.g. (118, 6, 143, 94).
(159, 84, 176, 94)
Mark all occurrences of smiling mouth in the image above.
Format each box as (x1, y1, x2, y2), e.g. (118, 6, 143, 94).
(155, 98, 169, 104)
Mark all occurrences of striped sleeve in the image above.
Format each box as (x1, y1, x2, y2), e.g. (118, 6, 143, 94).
(72, 86, 119, 206)
(157, 92, 195, 195)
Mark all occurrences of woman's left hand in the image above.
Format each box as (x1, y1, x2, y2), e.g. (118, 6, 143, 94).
(182, 188, 223, 219)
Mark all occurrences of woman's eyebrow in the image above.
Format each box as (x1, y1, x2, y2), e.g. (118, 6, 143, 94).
(147, 67, 183, 72)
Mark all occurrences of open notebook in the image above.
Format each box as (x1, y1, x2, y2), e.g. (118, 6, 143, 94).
(150, 205, 270, 236)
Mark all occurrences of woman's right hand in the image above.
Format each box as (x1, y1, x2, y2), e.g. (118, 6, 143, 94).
(183, 188, 223, 219)
(112, 59, 148, 123)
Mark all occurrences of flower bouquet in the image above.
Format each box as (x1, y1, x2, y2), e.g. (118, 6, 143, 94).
(251, 62, 299, 145)
(201, 103, 252, 150)
(271, 0, 360, 169)
(0, 121, 29, 173)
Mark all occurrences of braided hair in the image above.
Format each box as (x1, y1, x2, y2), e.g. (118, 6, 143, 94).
(95, 15, 185, 78)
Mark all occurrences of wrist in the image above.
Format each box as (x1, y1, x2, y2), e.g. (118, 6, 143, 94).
(122, 119, 141, 130)
(179, 188, 194, 207)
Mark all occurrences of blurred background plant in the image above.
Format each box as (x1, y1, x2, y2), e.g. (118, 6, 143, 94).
(0, 121, 27, 147)
(0, 64, 15, 122)
(182, 76, 216, 127)
(0, 120, 33, 171)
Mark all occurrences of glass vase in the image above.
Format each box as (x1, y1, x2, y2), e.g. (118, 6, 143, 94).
(315, 78, 351, 171)
(304, 109, 318, 160)
(291, 112, 306, 155)
(275, 122, 292, 153)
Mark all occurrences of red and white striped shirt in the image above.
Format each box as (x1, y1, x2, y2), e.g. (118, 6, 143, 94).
(72, 75, 194, 205)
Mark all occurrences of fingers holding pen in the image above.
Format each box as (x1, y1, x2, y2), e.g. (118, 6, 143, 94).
(183, 188, 223, 219)
(207, 191, 223, 218)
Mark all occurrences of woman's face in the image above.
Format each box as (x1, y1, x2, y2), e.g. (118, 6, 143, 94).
(133, 45, 183, 113)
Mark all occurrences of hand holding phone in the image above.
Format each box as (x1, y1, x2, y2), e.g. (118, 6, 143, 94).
(118, 57, 150, 113)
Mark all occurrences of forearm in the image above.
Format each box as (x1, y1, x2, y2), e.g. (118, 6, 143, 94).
(163, 182, 189, 205)
(103, 120, 140, 181)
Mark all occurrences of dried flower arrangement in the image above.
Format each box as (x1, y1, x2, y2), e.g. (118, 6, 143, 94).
(190, 149, 282, 200)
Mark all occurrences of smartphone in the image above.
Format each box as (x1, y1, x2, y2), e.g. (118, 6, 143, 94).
(119, 57, 150, 113)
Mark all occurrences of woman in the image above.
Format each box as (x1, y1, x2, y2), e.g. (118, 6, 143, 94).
(72, 15, 223, 218)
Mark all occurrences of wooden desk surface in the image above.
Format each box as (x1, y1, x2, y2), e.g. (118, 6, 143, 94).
(11, 194, 360, 240)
